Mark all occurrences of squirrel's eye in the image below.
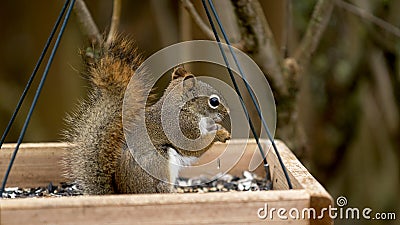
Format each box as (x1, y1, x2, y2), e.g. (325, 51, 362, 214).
(208, 94, 220, 109)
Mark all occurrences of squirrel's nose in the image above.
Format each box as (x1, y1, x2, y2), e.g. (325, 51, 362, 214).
(212, 114, 223, 123)
(214, 117, 222, 123)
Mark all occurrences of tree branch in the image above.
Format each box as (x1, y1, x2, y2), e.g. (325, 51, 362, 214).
(106, 0, 122, 46)
(294, 0, 334, 71)
(368, 47, 399, 135)
(232, 0, 288, 96)
(74, 0, 101, 46)
(180, 0, 215, 40)
(282, 0, 292, 57)
(336, 0, 400, 38)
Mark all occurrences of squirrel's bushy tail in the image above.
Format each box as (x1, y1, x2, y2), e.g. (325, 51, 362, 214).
(62, 35, 146, 194)
(85, 36, 142, 92)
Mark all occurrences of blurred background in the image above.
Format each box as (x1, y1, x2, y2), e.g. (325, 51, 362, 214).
(0, 1, 398, 224)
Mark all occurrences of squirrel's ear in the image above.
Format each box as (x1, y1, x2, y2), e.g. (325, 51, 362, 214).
(172, 66, 197, 89)
(172, 66, 189, 80)
(182, 74, 197, 89)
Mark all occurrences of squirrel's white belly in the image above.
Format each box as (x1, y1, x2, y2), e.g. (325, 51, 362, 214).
(168, 147, 197, 184)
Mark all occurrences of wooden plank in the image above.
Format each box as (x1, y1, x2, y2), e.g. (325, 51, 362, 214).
(267, 141, 302, 190)
(181, 139, 267, 178)
(0, 143, 70, 187)
(1, 190, 310, 225)
(0, 140, 267, 187)
(268, 141, 333, 225)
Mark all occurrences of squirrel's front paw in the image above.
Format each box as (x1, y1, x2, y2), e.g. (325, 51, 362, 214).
(215, 126, 231, 143)
(199, 117, 231, 142)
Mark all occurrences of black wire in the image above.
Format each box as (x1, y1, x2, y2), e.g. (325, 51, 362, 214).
(0, 0, 76, 195)
(0, 0, 71, 149)
(207, 0, 292, 190)
(200, 0, 269, 176)
(204, 0, 293, 189)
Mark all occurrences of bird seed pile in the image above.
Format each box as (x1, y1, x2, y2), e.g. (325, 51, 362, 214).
(2, 171, 272, 198)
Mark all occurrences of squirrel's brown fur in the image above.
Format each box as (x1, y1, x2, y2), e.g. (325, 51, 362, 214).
(62, 35, 231, 195)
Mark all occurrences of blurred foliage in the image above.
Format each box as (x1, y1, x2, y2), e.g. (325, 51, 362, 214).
(0, 1, 398, 224)
(293, 1, 400, 224)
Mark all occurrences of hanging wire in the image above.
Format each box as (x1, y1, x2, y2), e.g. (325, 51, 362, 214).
(0, 0, 76, 195)
(202, 0, 293, 189)
(0, 0, 71, 149)
(200, 0, 270, 183)
(207, 0, 292, 189)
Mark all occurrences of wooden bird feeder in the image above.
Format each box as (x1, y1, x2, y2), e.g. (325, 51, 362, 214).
(0, 139, 333, 224)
